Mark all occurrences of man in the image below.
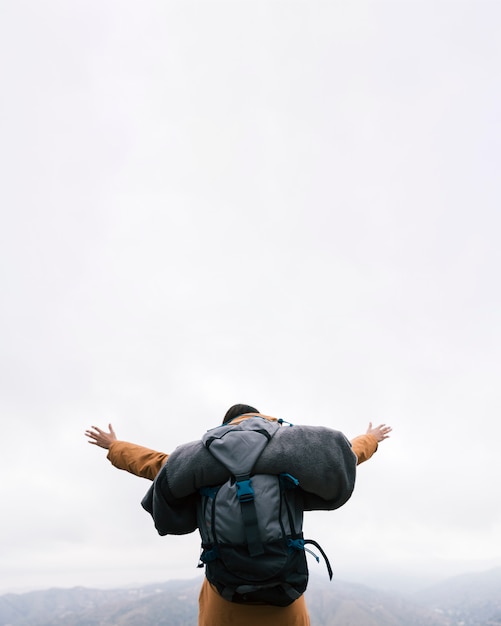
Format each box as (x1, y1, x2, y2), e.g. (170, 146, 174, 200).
(86, 404, 391, 626)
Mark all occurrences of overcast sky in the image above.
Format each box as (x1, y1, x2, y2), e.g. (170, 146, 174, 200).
(1, 0, 501, 596)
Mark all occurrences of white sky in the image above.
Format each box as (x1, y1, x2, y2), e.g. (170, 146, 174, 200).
(1, 0, 501, 595)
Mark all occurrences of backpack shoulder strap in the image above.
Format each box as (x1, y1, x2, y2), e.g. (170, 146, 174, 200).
(234, 472, 264, 556)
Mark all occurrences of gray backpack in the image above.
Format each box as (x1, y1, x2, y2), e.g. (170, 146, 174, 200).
(197, 417, 332, 606)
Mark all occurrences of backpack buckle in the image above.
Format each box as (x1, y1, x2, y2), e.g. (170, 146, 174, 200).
(236, 478, 255, 502)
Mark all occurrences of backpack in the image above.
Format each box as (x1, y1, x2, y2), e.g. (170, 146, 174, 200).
(196, 416, 332, 607)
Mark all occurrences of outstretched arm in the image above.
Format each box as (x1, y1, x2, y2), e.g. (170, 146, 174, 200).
(85, 423, 169, 481)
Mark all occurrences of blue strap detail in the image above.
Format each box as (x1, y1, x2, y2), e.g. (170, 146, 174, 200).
(277, 418, 294, 426)
(287, 538, 320, 563)
(279, 473, 299, 489)
(235, 478, 254, 502)
(199, 486, 219, 498)
(287, 538, 304, 549)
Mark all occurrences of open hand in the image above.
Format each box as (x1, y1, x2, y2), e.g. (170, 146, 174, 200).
(85, 424, 117, 449)
(366, 422, 392, 442)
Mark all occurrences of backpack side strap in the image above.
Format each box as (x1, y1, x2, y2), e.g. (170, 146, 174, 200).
(288, 538, 333, 580)
(304, 539, 333, 580)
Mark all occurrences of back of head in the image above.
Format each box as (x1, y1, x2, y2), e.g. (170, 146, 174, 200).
(222, 404, 260, 424)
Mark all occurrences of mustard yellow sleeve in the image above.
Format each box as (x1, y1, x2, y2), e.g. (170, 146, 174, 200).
(350, 433, 378, 465)
(106, 441, 169, 481)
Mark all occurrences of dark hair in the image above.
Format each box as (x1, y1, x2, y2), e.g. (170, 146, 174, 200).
(222, 404, 260, 424)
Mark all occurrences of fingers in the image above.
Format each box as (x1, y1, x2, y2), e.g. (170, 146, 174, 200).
(377, 424, 392, 439)
(85, 429, 100, 443)
(85, 425, 113, 438)
(85, 426, 102, 438)
(366, 422, 392, 442)
(84, 424, 115, 450)
(84, 426, 107, 445)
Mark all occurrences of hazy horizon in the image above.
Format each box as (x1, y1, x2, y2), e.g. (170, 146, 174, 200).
(3, 563, 501, 598)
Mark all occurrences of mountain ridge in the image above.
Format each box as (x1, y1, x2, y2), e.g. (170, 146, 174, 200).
(1, 568, 500, 626)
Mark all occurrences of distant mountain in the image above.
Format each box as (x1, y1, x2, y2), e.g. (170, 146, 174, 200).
(414, 567, 501, 626)
(0, 580, 200, 626)
(306, 578, 449, 626)
(0, 577, 451, 626)
(4, 568, 499, 626)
